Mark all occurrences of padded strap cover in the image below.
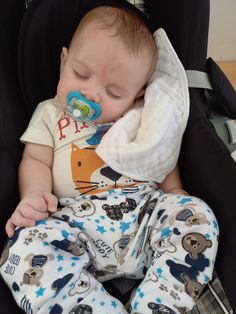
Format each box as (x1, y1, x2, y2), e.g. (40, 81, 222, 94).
(206, 57, 236, 119)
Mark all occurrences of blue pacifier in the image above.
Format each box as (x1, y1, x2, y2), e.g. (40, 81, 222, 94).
(66, 91, 101, 124)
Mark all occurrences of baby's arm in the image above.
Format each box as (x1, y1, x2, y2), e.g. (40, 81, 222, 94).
(158, 164, 188, 195)
(5, 142, 58, 237)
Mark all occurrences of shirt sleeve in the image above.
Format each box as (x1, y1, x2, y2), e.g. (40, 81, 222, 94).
(20, 99, 60, 148)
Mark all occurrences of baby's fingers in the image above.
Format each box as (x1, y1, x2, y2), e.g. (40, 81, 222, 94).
(5, 219, 16, 238)
(6, 212, 35, 237)
(43, 192, 58, 213)
(28, 197, 47, 212)
(19, 204, 49, 221)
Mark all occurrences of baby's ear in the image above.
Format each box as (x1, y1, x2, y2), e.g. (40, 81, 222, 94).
(135, 88, 145, 99)
(60, 47, 68, 72)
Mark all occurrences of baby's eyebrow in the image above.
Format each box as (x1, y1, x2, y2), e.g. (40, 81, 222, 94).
(72, 59, 92, 72)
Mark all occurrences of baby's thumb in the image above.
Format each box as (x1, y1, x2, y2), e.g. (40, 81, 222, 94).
(43, 192, 58, 213)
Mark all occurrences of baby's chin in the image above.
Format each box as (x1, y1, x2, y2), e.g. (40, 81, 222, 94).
(94, 117, 110, 124)
(94, 117, 117, 125)
(55, 95, 66, 109)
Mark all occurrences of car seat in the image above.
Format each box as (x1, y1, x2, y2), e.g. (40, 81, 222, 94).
(0, 0, 236, 313)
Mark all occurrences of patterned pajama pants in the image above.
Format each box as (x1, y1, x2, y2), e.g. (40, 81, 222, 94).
(0, 183, 219, 314)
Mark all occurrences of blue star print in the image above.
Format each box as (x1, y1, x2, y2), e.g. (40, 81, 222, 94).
(133, 301, 139, 310)
(160, 227, 172, 237)
(111, 301, 118, 308)
(35, 287, 46, 298)
(119, 222, 131, 232)
(57, 255, 64, 262)
(204, 274, 210, 283)
(36, 220, 47, 225)
(61, 230, 70, 239)
(156, 267, 167, 281)
(213, 219, 218, 230)
(177, 197, 193, 206)
(72, 220, 85, 230)
(96, 225, 106, 234)
(137, 288, 144, 298)
(71, 257, 80, 261)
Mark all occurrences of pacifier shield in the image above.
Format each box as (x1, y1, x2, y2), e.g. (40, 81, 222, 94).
(66, 91, 101, 122)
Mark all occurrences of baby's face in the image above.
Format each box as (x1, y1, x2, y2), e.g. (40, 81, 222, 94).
(57, 21, 153, 124)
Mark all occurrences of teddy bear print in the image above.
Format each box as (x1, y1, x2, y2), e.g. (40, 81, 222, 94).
(77, 232, 96, 259)
(147, 302, 176, 314)
(113, 232, 136, 264)
(102, 198, 137, 221)
(51, 238, 86, 256)
(173, 305, 191, 314)
(94, 264, 118, 279)
(168, 204, 210, 227)
(21, 253, 54, 286)
(69, 200, 96, 218)
(152, 234, 177, 254)
(57, 197, 96, 220)
(182, 274, 205, 301)
(51, 273, 74, 296)
(166, 232, 212, 283)
(166, 259, 199, 284)
(59, 197, 77, 206)
(69, 271, 91, 296)
(144, 270, 159, 284)
(138, 197, 158, 224)
(182, 232, 212, 271)
(182, 232, 212, 258)
(69, 304, 93, 314)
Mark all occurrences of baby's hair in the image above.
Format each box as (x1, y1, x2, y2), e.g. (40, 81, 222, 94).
(71, 6, 157, 62)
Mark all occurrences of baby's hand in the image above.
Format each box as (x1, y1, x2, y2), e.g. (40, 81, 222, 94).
(5, 191, 58, 238)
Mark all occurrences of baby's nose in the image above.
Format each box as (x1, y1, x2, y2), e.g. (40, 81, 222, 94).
(81, 87, 101, 104)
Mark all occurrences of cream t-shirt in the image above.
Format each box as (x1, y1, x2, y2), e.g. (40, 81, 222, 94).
(21, 98, 137, 198)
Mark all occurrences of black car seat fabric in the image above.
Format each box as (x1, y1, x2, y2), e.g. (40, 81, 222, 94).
(0, 0, 28, 253)
(0, 0, 28, 313)
(0, 0, 236, 312)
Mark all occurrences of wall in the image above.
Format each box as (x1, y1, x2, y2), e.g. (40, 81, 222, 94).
(208, 0, 236, 61)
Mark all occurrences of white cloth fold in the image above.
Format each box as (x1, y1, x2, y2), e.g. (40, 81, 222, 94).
(96, 28, 189, 183)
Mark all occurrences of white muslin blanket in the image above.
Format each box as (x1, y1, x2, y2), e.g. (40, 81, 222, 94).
(96, 28, 189, 183)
